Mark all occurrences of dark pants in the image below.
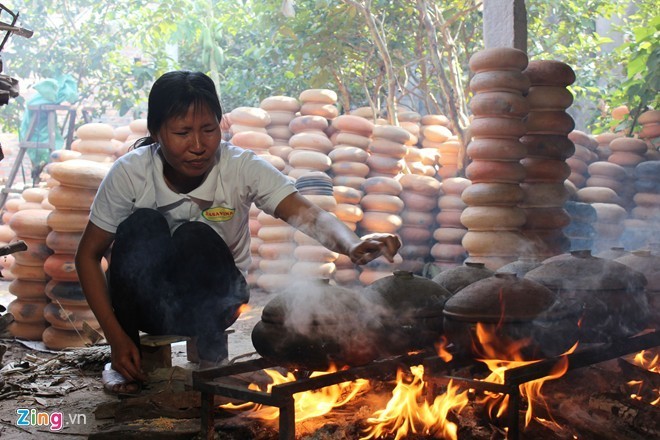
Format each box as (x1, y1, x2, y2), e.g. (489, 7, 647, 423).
(108, 208, 249, 362)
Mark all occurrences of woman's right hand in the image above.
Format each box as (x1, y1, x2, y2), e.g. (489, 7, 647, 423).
(110, 331, 147, 383)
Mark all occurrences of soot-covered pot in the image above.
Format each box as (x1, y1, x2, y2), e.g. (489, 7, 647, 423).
(443, 273, 582, 360)
(251, 279, 380, 370)
(432, 262, 494, 294)
(525, 250, 648, 342)
(364, 270, 453, 356)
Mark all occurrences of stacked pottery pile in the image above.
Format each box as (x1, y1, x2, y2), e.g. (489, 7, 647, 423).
(367, 125, 411, 178)
(229, 107, 286, 173)
(567, 130, 598, 187)
(404, 142, 437, 177)
(41, 159, 109, 349)
(398, 110, 422, 147)
(358, 176, 403, 284)
(260, 95, 301, 168)
(1, 196, 21, 225)
(329, 114, 373, 192)
(420, 115, 454, 178)
(255, 209, 296, 293)
(638, 110, 660, 157)
(71, 123, 117, 163)
(116, 119, 148, 158)
(464, 47, 529, 270)
(287, 115, 334, 180)
(299, 89, 339, 120)
(563, 200, 597, 251)
(593, 132, 621, 161)
(520, 60, 576, 258)
(608, 136, 647, 210)
(622, 161, 660, 249)
(398, 173, 441, 272)
(433, 177, 471, 270)
(7, 208, 52, 340)
(292, 173, 338, 282)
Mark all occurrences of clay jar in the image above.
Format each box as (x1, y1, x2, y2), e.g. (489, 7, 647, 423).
(525, 250, 649, 342)
(251, 279, 380, 370)
(431, 262, 494, 294)
(443, 273, 581, 360)
(363, 270, 453, 356)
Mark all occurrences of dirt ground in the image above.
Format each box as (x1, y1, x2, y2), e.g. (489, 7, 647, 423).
(0, 279, 274, 439)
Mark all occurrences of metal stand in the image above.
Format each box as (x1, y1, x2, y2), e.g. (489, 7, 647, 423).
(0, 103, 76, 210)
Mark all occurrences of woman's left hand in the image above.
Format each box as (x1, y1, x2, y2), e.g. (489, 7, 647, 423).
(348, 233, 401, 265)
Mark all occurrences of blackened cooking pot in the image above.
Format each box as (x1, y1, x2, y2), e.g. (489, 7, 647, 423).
(525, 250, 649, 342)
(443, 273, 582, 361)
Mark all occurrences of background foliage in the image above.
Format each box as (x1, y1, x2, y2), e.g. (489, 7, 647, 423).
(0, 0, 657, 136)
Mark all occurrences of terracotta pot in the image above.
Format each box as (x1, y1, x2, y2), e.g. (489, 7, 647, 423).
(465, 160, 526, 184)
(496, 257, 542, 278)
(462, 183, 524, 206)
(467, 138, 526, 161)
(469, 70, 530, 94)
(525, 250, 649, 342)
(443, 273, 581, 360)
(468, 47, 528, 73)
(527, 86, 574, 110)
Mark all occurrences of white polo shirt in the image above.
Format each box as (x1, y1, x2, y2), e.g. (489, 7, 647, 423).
(90, 141, 297, 274)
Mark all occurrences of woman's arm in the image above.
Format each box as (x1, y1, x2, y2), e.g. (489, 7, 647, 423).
(274, 192, 400, 265)
(75, 222, 146, 382)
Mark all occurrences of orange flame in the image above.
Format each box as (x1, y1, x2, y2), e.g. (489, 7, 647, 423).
(361, 366, 468, 440)
(221, 365, 370, 422)
(473, 323, 577, 427)
(626, 350, 659, 405)
(237, 304, 252, 315)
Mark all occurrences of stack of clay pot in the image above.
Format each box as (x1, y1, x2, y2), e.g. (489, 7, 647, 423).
(71, 123, 117, 163)
(421, 119, 458, 180)
(368, 125, 412, 178)
(7, 208, 52, 340)
(398, 110, 422, 147)
(260, 96, 301, 169)
(329, 115, 372, 233)
(116, 119, 148, 158)
(520, 60, 576, 258)
(255, 209, 296, 293)
(563, 201, 597, 252)
(299, 89, 339, 120)
(566, 130, 598, 188)
(287, 115, 334, 180)
(41, 159, 109, 349)
(593, 132, 622, 161)
(638, 110, 660, 159)
(358, 176, 404, 284)
(622, 160, 660, 249)
(433, 177, 471, 269)
(608, 136, 647, 210)
(229, 107, 286, 173)
(291, 173, 338, 282)
(328, 115, 372, 191)
(1, 195, 21, 225)
(397, 173, 441, 272)
(464, 47, 529, 270)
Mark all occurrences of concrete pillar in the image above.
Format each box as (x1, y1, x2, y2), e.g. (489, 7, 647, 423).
(483, 0, 527, 52)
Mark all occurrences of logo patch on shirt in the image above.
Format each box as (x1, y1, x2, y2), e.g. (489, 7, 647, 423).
(202, 206, 235, 222)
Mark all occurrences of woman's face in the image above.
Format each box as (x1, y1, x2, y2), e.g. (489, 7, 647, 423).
(156, 103, 222, 190)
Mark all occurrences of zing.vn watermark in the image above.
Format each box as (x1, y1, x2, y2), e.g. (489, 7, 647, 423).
(16, 408, 87, 431)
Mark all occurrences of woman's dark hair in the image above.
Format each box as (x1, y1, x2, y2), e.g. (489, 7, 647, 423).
(133, 71, 223, 149)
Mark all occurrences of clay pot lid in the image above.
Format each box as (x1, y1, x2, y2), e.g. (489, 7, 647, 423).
(432, 262, 494, 294)
(261, 279, 365, 326)
(365, 270, 452, 316)
(595, 247, 630, 260)
(615, 250, 660, 277)
(525, 250, 647, 291)
(496, 256, 543, 278)
(443, 273, 560, 322)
